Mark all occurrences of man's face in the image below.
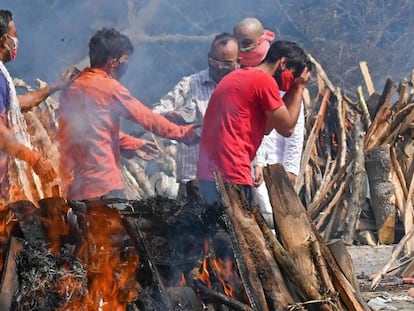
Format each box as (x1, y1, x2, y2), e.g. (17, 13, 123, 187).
(208, 40, 239, 83)
(112, 54, 129, 80)
(2, 20, 18, 63)
(233, 25, 262, 53)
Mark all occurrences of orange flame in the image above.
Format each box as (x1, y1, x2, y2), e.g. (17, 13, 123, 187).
(74, 205, 140, 309)
(196, 237, 239, 298)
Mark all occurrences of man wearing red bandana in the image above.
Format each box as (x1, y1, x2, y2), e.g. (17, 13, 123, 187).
(196, 40, 311, 205)
(233, 17, 276, 67)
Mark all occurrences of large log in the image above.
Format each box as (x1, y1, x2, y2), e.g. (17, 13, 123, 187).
(0, 237, 23, 311)
(253, 208, 334, 311)
(264, 164, 320, 285)
(264, 164, 370, 310)
(365, 145, 396, 244)
(343, 114, 366, 245)
(216, 176, 294, 311)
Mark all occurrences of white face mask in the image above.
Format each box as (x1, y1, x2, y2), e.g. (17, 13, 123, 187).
(5, 34, 19, 60)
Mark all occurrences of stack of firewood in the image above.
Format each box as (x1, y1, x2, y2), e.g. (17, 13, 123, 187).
(295, 57, 414, 250)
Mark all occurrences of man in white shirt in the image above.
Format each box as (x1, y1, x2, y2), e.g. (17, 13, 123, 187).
(153, 33, 239, 200)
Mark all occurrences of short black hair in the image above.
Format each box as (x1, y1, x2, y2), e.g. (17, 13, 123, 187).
(0, 10, 13, 37)
(89, 27, 134, 68)
(209, 32, 239, 54)
(264, 40, 308, 76)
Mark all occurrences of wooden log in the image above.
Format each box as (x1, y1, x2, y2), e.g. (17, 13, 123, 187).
(336, 89, 347, 168)
(308, 54, 336, 93)
(265, 164, 369, 310)
(327, 239, 358, 290)
(402, 170, 414, 252)
(0, 237, 23, 311)
(308, 158, 353, 217)
(385, 102, 414, 146)
(194, 281, 254, 311)
(315, 172, 352, 238)
(121, 216, 174, 310)
(314, 228, 370, 311)
(264, 164, 319, 283)
(356, 85, 372, 128)
(365, 93, 381, 126)
(371, 229, 414, 289)
(343, 114, 366, 245)
(295, 88, 331, 193)
(214, 174, 268, 310)
(310, 240, 336, 295)
(364, 79, 396, 151)
(365, 145, 396, 244)
(359, 61, 376, 96)
(253, 208, 334, 311)
(219, 181, 294, 311)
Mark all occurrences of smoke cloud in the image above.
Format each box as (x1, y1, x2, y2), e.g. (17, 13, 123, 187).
(3, 0, 414, 108)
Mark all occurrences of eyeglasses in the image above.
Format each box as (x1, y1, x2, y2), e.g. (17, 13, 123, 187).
(208, 57, 239, 70)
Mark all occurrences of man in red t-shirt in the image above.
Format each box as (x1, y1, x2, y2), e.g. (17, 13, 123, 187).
(196, 40, 311, 205)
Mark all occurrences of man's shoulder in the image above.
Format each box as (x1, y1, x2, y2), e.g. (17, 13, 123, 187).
(175, 68, 212, 92)
(0, 71, 8, 96)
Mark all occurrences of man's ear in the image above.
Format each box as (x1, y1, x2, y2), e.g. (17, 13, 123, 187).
(279, 56, 288, 70)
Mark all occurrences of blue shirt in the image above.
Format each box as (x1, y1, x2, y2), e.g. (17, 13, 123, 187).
(0, 71, 9, 116)
(0, 71, 10, 198)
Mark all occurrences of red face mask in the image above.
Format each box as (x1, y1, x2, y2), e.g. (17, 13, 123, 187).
(276, 68, 295, 92)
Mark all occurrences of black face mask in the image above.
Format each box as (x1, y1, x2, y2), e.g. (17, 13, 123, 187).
(209, 63, 234, 84)
(114, 61, 128, 80)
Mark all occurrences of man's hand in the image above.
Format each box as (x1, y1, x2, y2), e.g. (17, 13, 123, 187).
(134, 140, 159, 160)
(32, 157, 57, 183)
(181, 124, 201, 146)
(253, 165, 264, 187)
(50, 67, 80, 93)
(120, 140, 159, 160)
(294, 66, 311, 88)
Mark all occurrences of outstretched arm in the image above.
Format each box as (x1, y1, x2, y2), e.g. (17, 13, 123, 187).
(18, 67, 79, 111)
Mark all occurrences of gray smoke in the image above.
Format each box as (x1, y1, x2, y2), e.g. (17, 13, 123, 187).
(4, 0, 414, 107)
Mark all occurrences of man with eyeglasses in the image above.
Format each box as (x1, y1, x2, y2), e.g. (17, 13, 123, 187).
(152, 33, 239, 201)
(196, 40, 311, 206)
(0, 9, 76, 206)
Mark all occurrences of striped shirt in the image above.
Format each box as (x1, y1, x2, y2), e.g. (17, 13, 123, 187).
(153, 69, 216, 182)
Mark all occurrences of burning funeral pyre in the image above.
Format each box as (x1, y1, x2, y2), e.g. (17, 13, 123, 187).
(0, 166, 370, 311)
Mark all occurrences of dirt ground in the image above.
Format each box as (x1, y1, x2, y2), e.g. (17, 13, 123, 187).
(347, 245, 414, 310)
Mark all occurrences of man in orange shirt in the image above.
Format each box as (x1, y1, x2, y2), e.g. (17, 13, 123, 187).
(59, 28, 197, 200)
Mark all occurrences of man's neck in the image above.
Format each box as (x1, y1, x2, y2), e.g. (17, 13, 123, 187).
(256, 61, 280, 76)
